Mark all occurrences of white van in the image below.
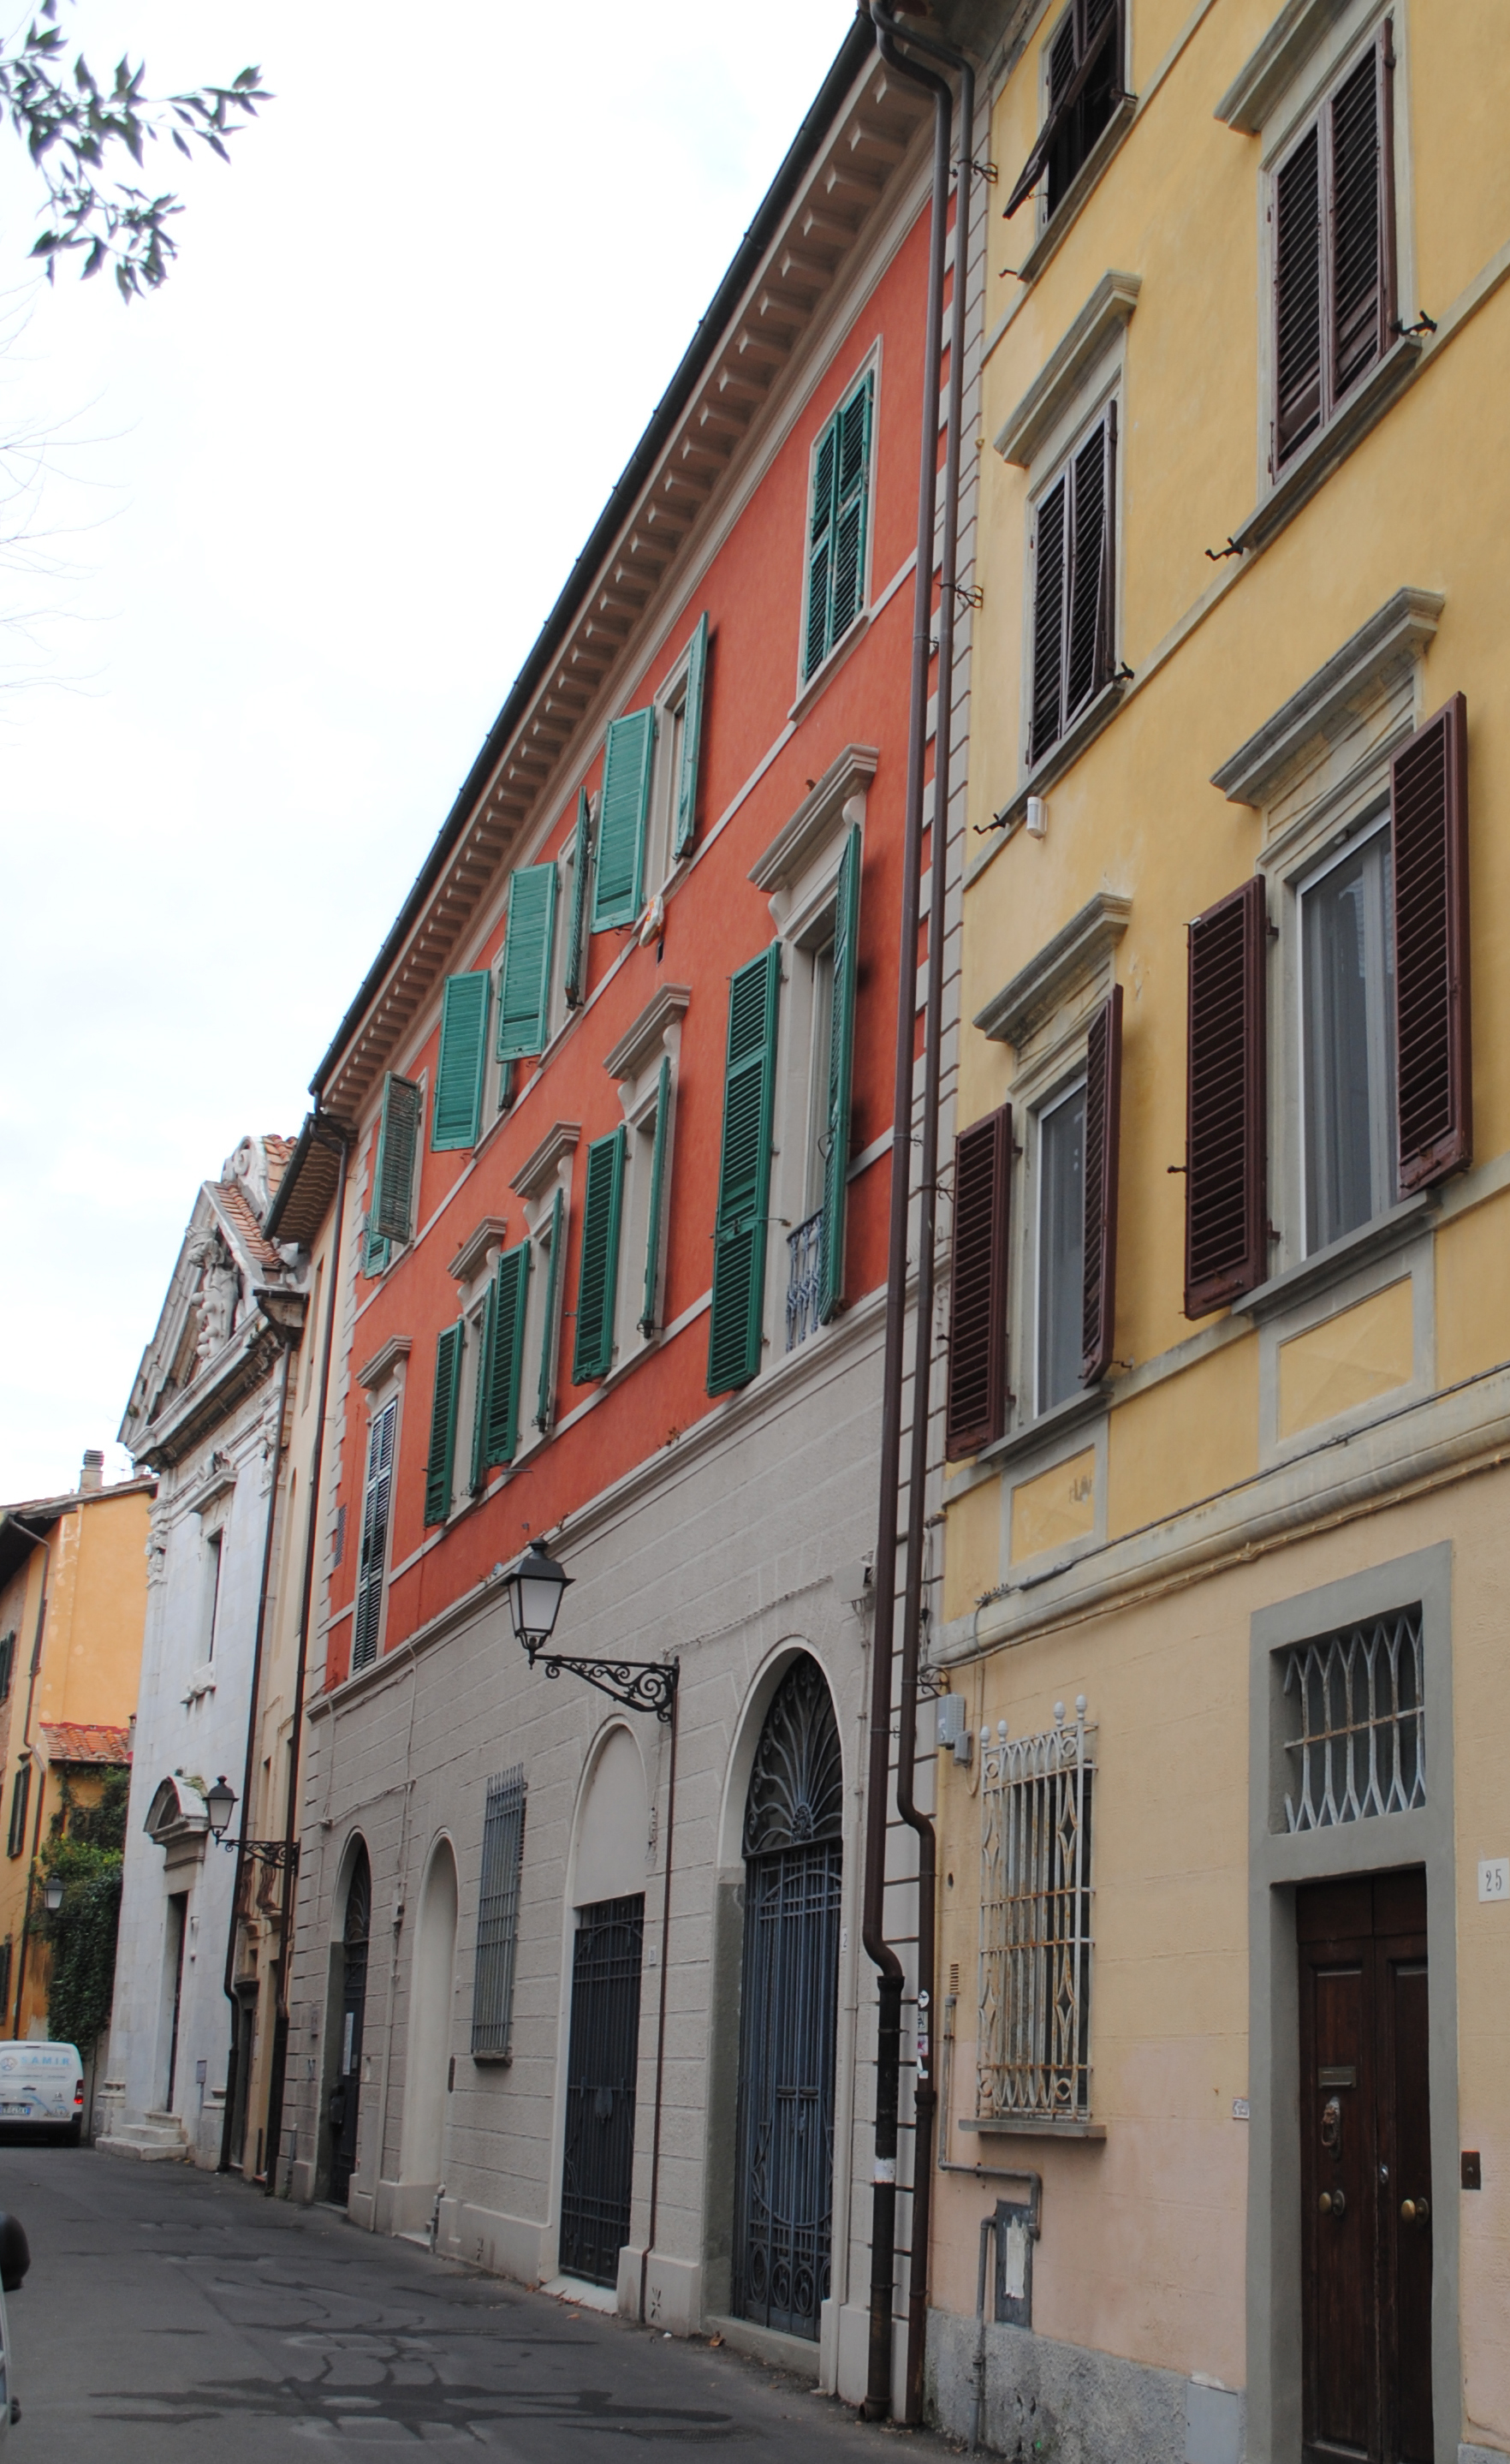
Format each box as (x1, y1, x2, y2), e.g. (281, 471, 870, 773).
(0, 2044, 83, 2143)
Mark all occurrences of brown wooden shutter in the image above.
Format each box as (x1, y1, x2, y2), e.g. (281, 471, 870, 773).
(1004, 0, 1122, 220)
(1029, 474, 1067, 763)
(1185, 878, 1268, 1317)
(1393, 693, 1470, 1193)
(946, 1105, 1013, 1458)
(1080, 985, 1122, 1384)
(1066, 406, 1115, 724)
(1329, 41, 1383, 399)
(1275, 125, 1323, 465)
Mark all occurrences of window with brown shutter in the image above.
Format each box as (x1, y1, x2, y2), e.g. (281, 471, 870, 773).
(1270, 23, 1396, 472)
(1005, 0, 1125, 224)
(1030, 408, 1117, 765)
(947, 1106, 1013, 1458)
(1081, 985, 1123, 1383)
(1185, 878, 1268, 1318)
(1393, 694, 1470, 1193)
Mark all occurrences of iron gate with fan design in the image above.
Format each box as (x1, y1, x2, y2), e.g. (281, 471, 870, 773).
(734, 1654, 843, 2340)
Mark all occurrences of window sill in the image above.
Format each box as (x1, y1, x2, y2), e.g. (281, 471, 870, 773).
(961, 2115, 1107, 2142)
(990, 678, 1128, 837)
(787, 607, 872, 726)
(1231, 1193, 1436, 1326)
(976, 1383, 1109, 1474)
(1231, 338, 1423, 556)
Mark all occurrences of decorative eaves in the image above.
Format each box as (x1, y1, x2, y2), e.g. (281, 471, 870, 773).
(975, 892, 1132, 1047)
(749, 744, 879, 893)
(1212, 589, 1444, 809)
(994, 271, 1140, 468)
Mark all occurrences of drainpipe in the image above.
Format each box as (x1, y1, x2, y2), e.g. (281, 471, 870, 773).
(875, 7, 977, 2425)
(263, 1116, 350, 2193)
(218, 1332, 295, 2171)
(639, 1685, 680, 2324)
(858, 3, 956, 2421)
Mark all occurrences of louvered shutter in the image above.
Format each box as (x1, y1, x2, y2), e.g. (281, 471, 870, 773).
(564, 791, 593, 1007)
(804, 417, 838, 681)
(536, 1183, 565, 1431)
(1273, 29, 1392, 472)
(1393, 694, 1470, 1193)
(423, 1321, 464, 1526)
(829, 375, 873, 652)
(1067, 408, 1115, 724)
(640, 1056, 673, 1334)
(592, 711, 655, 931)
(1079, 985, 1123, 1384)
(1275, 127, 1323, 464)
(1005, 0, 1123, 219)
(1329, 41, 1384, 400)
(371, 1073, 422, 1244)
(470, 1277, 496, 1494)
(674, 615, 709, 858)
(1030, 474, 1067, 762)
(471, 1766, 526, 2058)
(352, 1396, 396, 1670)
(946, 1106, 1013, 1458)
(707, 943, 781, 1395)
(431, 973, 491, 1151)
(819, 824, 862, 1322)
(1185, 878, 1268, 1317)
(481, 1241, 532, 1464)
(361, 1217, 390, 1279)
(496, 866, 558, 1062)
(572, 1127, 626, 1383)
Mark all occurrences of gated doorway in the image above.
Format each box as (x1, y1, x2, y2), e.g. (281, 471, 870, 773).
(330, 1844, 371, 2206)
(1298, 1868, 1432, 2464)
(559, 1895, 645, 2286)
(733, 1654, 843, 2340)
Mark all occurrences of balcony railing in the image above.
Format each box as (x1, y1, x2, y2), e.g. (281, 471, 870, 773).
(786, 1211, 823, 1351)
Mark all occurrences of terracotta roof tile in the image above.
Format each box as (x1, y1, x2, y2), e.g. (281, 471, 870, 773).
(39, 1723, 132, 1766)
(217, 1184, 284, 1270)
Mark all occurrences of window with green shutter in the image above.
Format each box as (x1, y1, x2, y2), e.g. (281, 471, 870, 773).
(485, 1241, 532, 1465)
(496, 866, 558, 1063)
(819, 824, 862, 1320)
(431, 972, 491, 1151)
(573, 1127, 627, 1383)
(592, 710, 655, 931)
(536, 1184, 564, 1431)
(803, 372, 873, 682)
(674, 614, 710, 858)
(424, 1320, 465, 1526)
(707, 943, 781, 1394)
(640, 1055, 673, 1333)
(564, 791, 593, 1008)
(369, 1072, 423, 1248)
(469, 1278, 496, 1494)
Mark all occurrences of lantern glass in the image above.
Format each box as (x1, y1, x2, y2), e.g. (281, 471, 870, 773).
(43, 1873, 63, 1915)
(505, 1543, 570, 1647)
(205, 1775, 236, 1840)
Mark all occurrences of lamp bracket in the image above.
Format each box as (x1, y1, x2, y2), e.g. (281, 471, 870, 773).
(525, 1646, 679, 1723)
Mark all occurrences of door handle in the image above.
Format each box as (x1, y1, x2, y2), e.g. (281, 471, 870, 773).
(1400, 2197, 1430, 2226)
(1319, 2189, 1347, 2217)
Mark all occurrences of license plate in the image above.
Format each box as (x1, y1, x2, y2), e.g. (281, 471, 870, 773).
(0, 2105, 29, 2118)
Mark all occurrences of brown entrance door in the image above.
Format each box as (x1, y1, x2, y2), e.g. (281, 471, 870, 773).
(1297, 1869, 1433, 2464)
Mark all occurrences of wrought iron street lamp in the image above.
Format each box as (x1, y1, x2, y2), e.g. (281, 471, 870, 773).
(500, 1540, 678, 1723)
(42, 1873, 63, 1915)
(205, 1776, 237, 1842)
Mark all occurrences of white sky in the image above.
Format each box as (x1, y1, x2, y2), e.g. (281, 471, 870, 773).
(0, 0, 856, 1502)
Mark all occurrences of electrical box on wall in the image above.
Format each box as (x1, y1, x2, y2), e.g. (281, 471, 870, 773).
(993, 2196, 1035, 2328)
(936, 1693, 972, 1764)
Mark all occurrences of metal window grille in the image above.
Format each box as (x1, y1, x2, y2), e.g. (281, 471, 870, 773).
(786, 1211, 823, 1351)
(471, 1766, 527, 2058)
(351, 1398, 396, 1674)
(978, 1699, 1094, 2123)
(6, 1766, 29, 1862)
(1282, 1608, 1424, 1831)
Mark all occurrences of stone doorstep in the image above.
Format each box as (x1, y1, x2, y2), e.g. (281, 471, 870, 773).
(98, 2110, 192, 2163)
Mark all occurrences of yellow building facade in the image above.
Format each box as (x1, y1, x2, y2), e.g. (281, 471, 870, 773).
(932, 6, 1509, 2462)
(0, 1457, 154, 2042)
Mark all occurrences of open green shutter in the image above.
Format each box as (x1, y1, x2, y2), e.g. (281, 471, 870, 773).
(829, 374, 872, 648)
(564, 792, 593, 1008)
(674, 615, 710, 857)
(424, 1320, 464, 1526)
(485, 1241, 532, 1465)
(804, 416, 838, 681)
(573, 1127, 626, 1383)
(431, 973, 491, 1150)
(592, 711, 655, 931)
(470, 1278, 496, 1493)
(496, 866, 558, 1062)
(707, 944, 781, 1394)
(536, 1184, 564, 1431)
(819, 824, 862, 1321)
(640, 1055, 673, 1332)
(371, 1072, 422, 1244)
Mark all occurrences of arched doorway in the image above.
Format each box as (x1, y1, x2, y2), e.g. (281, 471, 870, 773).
(733, 1654, 843, 2340)
(399, 1841, 458, 2198)
(560, 1729, 648, 2288)
(330, 1842, 371, 2205)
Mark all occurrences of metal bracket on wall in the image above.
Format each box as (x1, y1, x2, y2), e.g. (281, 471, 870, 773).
(525, 1646, 680, 1723)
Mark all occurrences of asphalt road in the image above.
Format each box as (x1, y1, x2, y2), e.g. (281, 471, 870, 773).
(0, 2145, 954, 2459)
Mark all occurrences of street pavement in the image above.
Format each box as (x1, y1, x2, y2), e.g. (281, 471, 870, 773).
(0, 2145, 956, 2458)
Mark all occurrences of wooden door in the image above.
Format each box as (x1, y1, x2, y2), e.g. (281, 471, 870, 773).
(1298, 1869, 1433, 2464)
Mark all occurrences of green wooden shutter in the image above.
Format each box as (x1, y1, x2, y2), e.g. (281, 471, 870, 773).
(361, 1216, 390, 1279)
(640, 1055, 673, 1333)
(470, 1278, 496, 1494)
(804, 415, 838, 681)
(485, 1241, 532, 1465)
(371, 1072, 422, 1244)
(424, 1320, 464, 1526)
(496, 866, 558, 1062)
(707, 944, 781, 1394)
(592, 710, 655, 931)
(431, 972, 491, 1151)
(535, 1184, 565, 1431)
(674, 615, 710, 858)
(572, 1127, 626, 1382)
(564, 791, 593, 1008)
(829, 374, 873, 649)
(819, 824, 862, 1321)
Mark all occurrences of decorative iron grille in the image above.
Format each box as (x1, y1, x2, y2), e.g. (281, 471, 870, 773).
(471, 1767, 527, 2058)
(786, 1211, 823, 1351)
(1281, 1608, 1424, 1831)
(978, 1699, 1094, 2124)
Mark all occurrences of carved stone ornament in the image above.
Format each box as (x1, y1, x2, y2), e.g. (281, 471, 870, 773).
(187, 1231, 242, 1372)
